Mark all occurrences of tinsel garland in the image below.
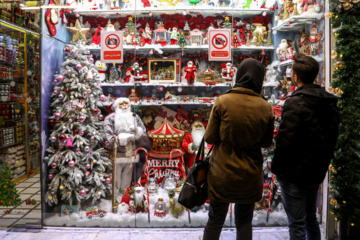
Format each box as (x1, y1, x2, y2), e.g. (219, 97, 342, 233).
(328, 0, 360, 230)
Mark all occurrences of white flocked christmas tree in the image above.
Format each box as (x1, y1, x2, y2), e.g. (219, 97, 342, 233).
(44, 41, 112, 206)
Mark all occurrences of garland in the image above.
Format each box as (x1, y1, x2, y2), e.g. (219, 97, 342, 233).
(328, 0, 360, 232)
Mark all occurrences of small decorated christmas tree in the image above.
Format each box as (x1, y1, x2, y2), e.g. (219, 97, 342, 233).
(177, 32, 187, 48)
(0, 163, 21, 207)
(222, 16, 232, 29)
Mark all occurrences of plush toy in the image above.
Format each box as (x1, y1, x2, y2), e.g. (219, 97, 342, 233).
(94, 60, 108, 81)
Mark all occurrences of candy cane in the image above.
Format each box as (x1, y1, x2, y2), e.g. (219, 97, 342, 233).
(135, 147, 149, 222)
(266, 174, 276, 222)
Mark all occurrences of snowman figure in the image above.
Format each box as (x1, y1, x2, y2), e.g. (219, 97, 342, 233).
(94, 61, 108, 81)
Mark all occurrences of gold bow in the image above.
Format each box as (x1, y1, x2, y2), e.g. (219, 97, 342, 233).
(281, 79, 292, 89)
(339, 0, 360, 11)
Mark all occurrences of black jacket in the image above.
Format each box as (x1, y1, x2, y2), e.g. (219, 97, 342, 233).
(272, 84, 340, 186)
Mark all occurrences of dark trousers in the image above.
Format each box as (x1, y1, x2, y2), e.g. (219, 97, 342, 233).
(203, 200, 254, 240)
(278, 178, 321, 240)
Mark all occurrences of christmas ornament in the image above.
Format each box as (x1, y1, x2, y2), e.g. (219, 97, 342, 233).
(86, 50, 91, 55)
(55, 112, 61, 119)
(98, 115, 104, 121)
(104, 141, 109, 146)
(83, 92, 88, 98)
(64, 46, 70, 52)
(57, 75, 64, 82)
(85, 164, 91, 169)
(49, 119, 55, 126)
(76, 148, 81, 155)
(88, 57, 94, 64)
(68, 160, 75, 167)
(50, 136, 57, 142)
(48, 174, 54, 179)
(53, 90, 58, 95)
(92, 109, 99, 115)
(67, 69, 72, 74)
(66, 136, 73, 147)
(105, 178, 111, 184)
(76, 64, 82, 70)
(51, 162, 58, 168)
(91, 136, 95, 142)
(66, 88, 70, 94)
(58, 93, 64, 99)
(100, 95, 106, 101)
(79, 131, 85, 136)
(59, 134, 66, 141)
(79, 116, 86, 122)
(79, 189, 86, 196)
(85, 171, 91, 177)
(66, 19, 90, 44)
(87, 70, 93, 81)
(84, 146, 90, 152)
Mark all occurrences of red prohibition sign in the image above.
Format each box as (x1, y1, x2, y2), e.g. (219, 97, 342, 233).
(212, 33, 228, 50)
(105, 34, 120, 49)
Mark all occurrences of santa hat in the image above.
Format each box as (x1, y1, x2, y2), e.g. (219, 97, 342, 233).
(111, 97, 130, 111)
(226, 62, 231, 67)
(134, 183, 143, 191)
(91, 26, 102, 45)
(120, 193, 131, 205)
(309, 25, 317, 43)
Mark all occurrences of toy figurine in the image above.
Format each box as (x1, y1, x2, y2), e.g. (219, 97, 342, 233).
(131, 62, 144, 82)
(108, 63, 119, 83)
(142, 24, 153, 45)
(96, 0, 105, 9)
(232, 32, 241, 48)
(169, 186, 185, 218)
(168, 27, 180, 45)
(251, 23, 267, 46)
(111, 0, 120, 9)
(130, 184, 148, 213)
(154, 198, 166, 218)
(94, 61, 108, 81)
(184, 61, 197, 85)
(148, 177, 158, 194)
(276, 39, 295, 61)
(221, 62, 237, 83)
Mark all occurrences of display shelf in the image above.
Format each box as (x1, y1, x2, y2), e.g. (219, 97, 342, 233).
(0, 141, 25, 149)
(101, 82, 232, 87)
(102, 101, 215, 106)
(273, 14, 323, 32)
(87, 45, 274, 51)
(73, 8, 274, 18)
(273, 56, 324, 68)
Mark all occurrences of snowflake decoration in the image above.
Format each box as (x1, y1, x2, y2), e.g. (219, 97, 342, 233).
(27, 70, 33, 76)
(116, 90, 121, 94)
(10, 81, 16, 87)
(177, 87, 183, 92)
(26, 97, 32, 103)
(108, 88, 113, 93)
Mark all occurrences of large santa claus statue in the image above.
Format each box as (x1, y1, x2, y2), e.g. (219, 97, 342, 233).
(221, 62, 237, 83)
(181, 121, 206, 171)
(184, 61, 197, 85)
(130, 184, 148, 213)
(103, 98, 146, 193)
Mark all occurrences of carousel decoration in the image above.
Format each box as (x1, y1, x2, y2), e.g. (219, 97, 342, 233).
(196, 69, 223, 83)
(154, 21, 168, 46)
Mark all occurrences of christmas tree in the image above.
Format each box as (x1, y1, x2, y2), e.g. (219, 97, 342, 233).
(44, 41, 112, 206)
(184, 21, 190, 31)
(189, 0, 200, 6)
(222, 16, 232, 29)
(0, 163, 21, 207)
(177, 32, 187, 47)
(125, 17, 136, 32)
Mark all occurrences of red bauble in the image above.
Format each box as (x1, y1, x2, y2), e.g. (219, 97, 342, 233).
(59, 134, 66, 142)
(245, 54, 248, 57)
(30, 130, 33, 134)
(74, 129, 79, 135)
(66, 88, 70, 94)
(49, 119, 55, 126)
(92, 109, 99, 115)
(125, 60, 128, 63)
(235, 55, 238, 58)
(85, 171, 91, 177)
(127, 54, 130, 57)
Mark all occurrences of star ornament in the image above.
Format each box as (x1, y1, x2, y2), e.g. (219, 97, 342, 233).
(66, 19, 90, 44)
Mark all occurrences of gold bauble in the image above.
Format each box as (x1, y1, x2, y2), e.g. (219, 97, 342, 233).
(326, 12, 334, 18)
(351, 223, 355, 226)
(60, 185, 64, 190)
(343, 200, 346, 204)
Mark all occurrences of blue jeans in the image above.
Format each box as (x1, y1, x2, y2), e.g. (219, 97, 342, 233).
(203, 200, 254, 240)
(278, 178, 321, 240)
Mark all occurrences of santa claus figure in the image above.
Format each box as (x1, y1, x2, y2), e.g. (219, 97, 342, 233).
(168, 27, 180, 45)
(182, 121, 206, 171)
(154, 198, 166, 217)
(142, 24, 153, 45)
(276, 39, 295, 61)
(131, 62, 144, 82)
(130, 184, 148, 213)
(103, 98, 146, 193)
(169, 186, 185, 218)
(221, 62, 237, 83)
(184, 61, 197, 85)
(124, 67, 133, 83)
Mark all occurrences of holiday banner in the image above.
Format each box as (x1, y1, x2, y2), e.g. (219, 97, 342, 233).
(140, 157, 184, 185)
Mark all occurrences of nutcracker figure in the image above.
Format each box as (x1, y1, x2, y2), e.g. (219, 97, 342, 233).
(184, 61, 197, 85)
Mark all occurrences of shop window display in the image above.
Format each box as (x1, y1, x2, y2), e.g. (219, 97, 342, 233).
(41, 0, 326, 228)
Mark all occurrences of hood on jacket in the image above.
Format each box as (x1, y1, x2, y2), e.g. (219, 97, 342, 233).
(234, 58, 264, 94)
(291, 84, 338, 104)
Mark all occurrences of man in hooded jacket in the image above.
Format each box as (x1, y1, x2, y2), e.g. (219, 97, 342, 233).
(272, 53, 340, 240)
(203, 58, 275, 240)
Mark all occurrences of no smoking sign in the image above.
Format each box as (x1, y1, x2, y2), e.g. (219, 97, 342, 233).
(101, 31, 123, 63)
(209, 29, 231, 61)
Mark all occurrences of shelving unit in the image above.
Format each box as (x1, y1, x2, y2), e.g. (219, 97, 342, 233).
(272, 14, 323, 32)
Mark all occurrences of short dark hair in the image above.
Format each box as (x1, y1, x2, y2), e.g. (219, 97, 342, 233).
(292, 53, 319, 84)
